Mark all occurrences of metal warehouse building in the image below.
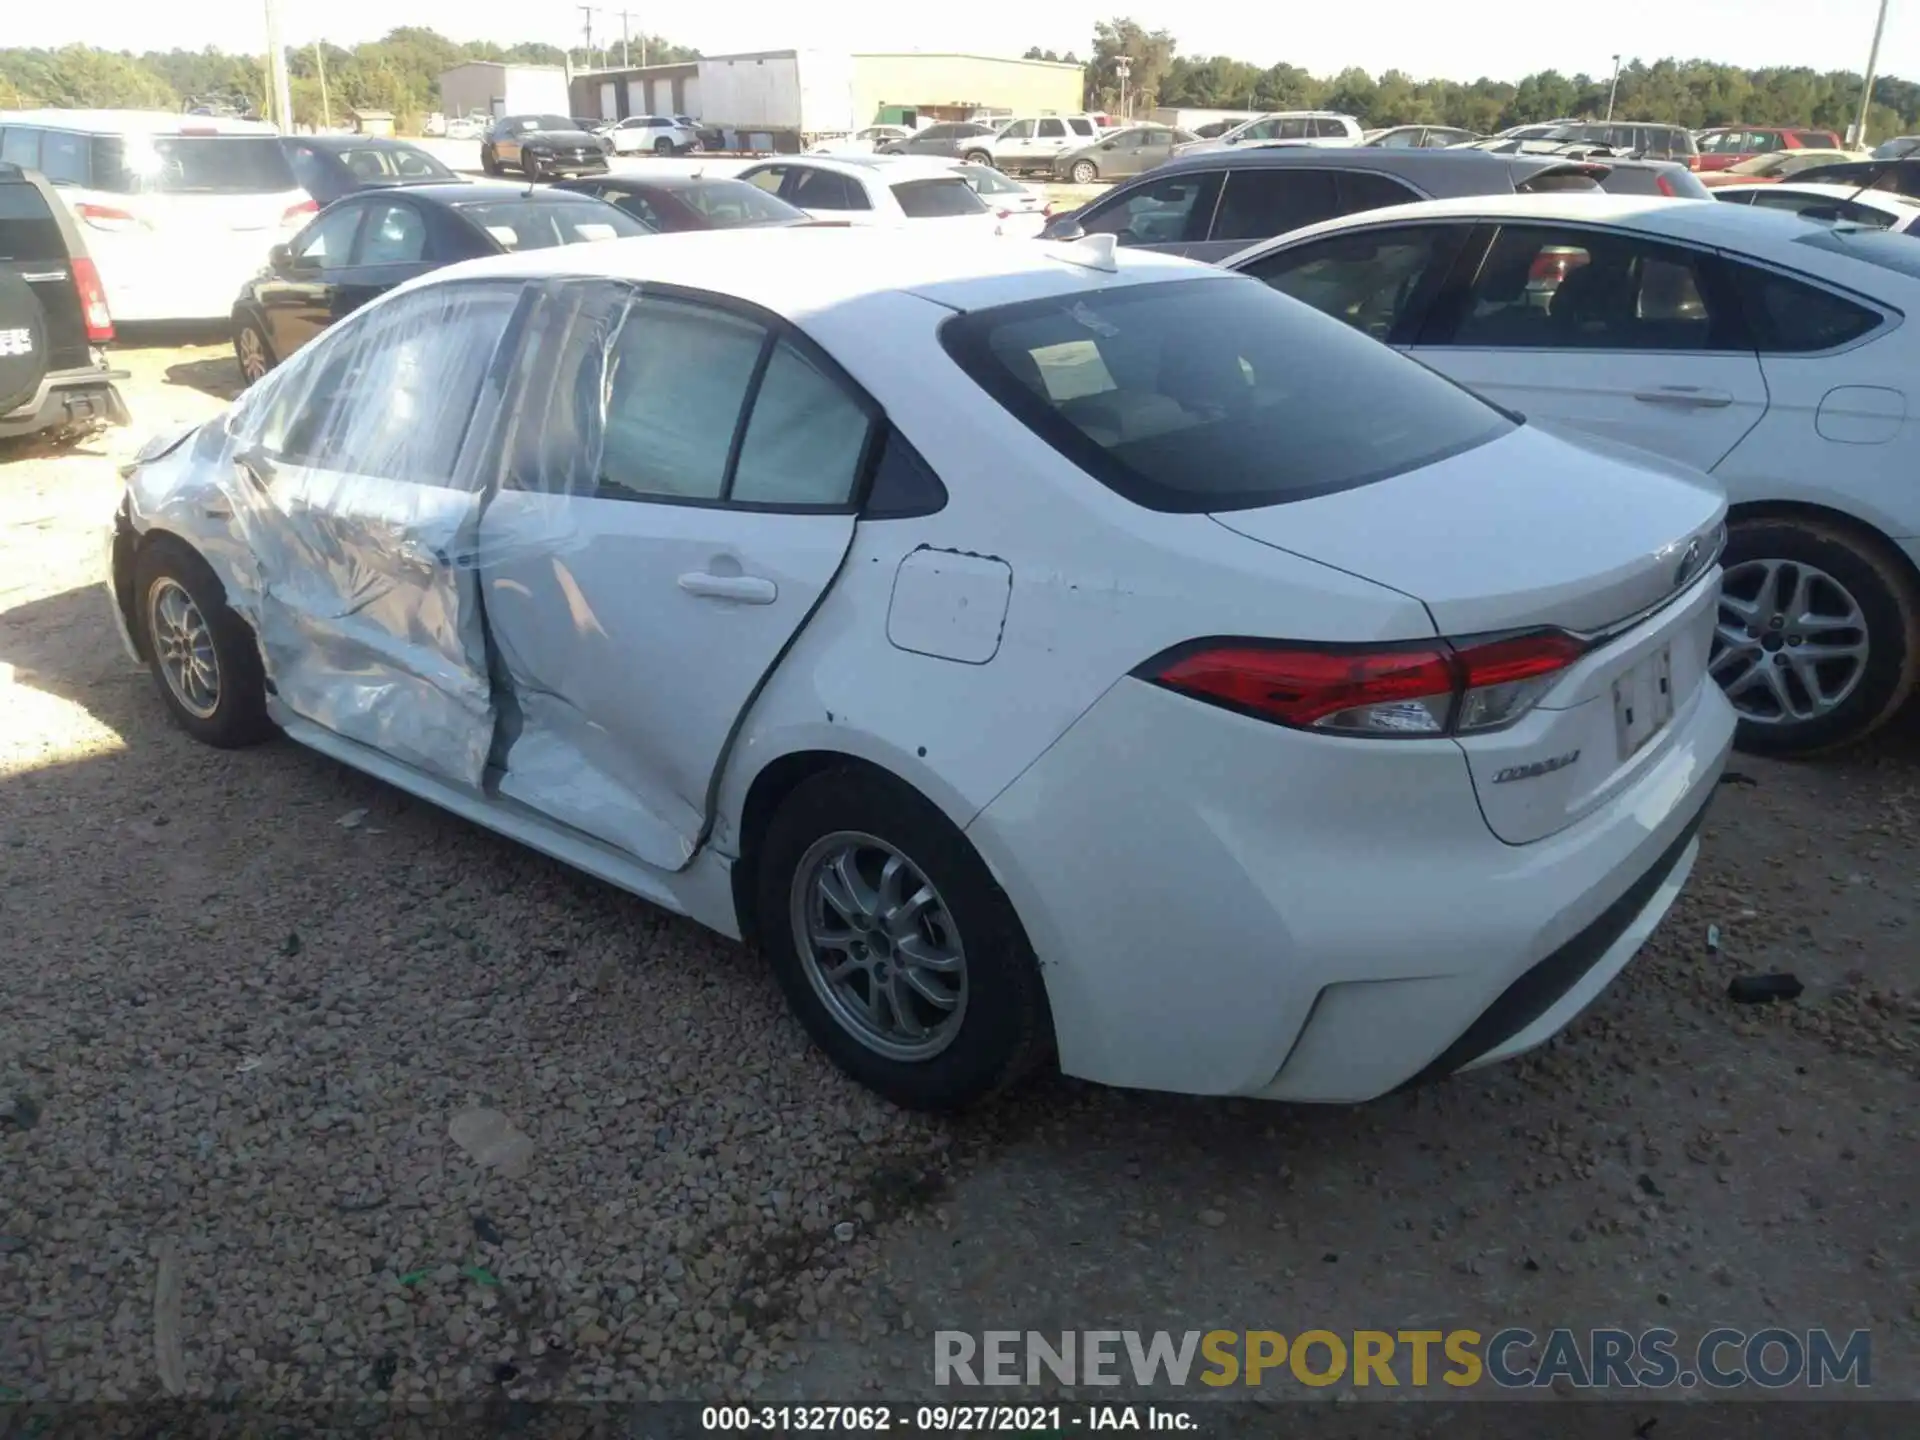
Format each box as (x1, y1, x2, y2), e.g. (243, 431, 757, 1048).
(438, 62, 571, 121)
(568, 50, 1085, 132)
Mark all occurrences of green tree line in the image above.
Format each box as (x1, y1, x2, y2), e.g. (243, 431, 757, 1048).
(1043, 17, 1920, 140)
(0, 27, 698, 131)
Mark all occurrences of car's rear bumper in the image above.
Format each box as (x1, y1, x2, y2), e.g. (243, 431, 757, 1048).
(0, 370, 130, 439)
(965, 674, 1733, 1100)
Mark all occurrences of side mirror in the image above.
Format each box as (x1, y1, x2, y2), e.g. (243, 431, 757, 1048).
(268, 243, 293, 271)
(1044, 217, 1086, 242)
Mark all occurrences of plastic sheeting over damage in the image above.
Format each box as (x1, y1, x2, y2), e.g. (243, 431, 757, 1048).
(146, 272, 869, 871)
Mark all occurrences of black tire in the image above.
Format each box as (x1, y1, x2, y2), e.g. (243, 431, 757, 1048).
(521, 154, 543, 181)
(1715, 516, 1920, 756)
(232, 312, 275, 387)
(0, 269, 50, 416)
(653, 137, 674, 156)
(756, 767, 1053, 1112)
(132, 535, 275, 749)
(1069, 159, 1098, 184)
(962, 149, 994, 167)
(480, 148, 502, 177)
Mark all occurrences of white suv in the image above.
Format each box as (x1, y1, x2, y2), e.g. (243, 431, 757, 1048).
(1173, 111, 1365, 157)
(965, 115, 1101, 173)
(604, 115, 701, 156)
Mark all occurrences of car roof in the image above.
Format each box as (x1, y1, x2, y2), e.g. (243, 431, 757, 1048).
(1155, 144, 1550, 185)
(757, 154, 970, 181)
(0, 108, 278, 136)
(417, 225, 1230, 322)
(581, 173, 753, 192)
(374, 180, 603, 207)
(1721, 181, 1920, 211)
(1228, 190, 1920, 290)
(296, 135, 432, 152)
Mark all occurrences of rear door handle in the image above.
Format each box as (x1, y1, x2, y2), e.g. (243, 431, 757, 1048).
(1633, 387, 1733, 409)
(678, 572, 777, 604)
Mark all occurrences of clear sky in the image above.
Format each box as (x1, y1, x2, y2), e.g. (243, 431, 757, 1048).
(14, 1, 1915, 87)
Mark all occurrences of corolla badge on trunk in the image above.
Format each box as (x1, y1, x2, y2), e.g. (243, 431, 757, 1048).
(1492, 749, 1581, 784)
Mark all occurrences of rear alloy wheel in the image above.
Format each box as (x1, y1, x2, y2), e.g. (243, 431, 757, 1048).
(757, 768, 1052, 1111)
(1069, 159, 1098, 184)
(1710, 517, 1920, 755)
(653, 136, 674, 156)
(133, 536, 275, 749)
(233, 316, 274, 386)
(963, 149, 994, 166)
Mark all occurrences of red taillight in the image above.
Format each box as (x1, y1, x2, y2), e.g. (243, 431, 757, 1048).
(74, 202, 140, 232)
(995, 208, 1012, 220)
(70, 257, 114, 343)
(1656, 173, 1677, 196)
(1145, 631, 1588, 737)
(283, 199, 318, 225)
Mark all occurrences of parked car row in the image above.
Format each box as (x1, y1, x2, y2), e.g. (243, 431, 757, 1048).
(80, 84, 1920, 1124)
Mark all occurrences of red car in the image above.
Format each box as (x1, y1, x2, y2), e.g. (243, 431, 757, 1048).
(1694, 126, 1844, 171)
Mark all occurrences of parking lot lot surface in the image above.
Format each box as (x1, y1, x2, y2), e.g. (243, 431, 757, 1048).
(2, 337, 1916, 1411)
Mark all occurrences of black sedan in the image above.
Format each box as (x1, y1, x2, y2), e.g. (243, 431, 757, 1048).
(481, 115, 610, 180)
(281, 136, 462, 208)
(230, 181, 646, 383)
(549, 174, 810, 231)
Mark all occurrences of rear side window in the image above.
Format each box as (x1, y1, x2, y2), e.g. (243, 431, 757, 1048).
(1210, 169, 1339, 241)
(939, 275, 1513, 514)
(1728, 262, 1883, 352)
(730, 340, 874, 506)
(0, 183, 64, 261)
(789, 168, 867, 211)
(0, 129, 39, 169)
(1241, 224, 1466, 343)
(92, 135, 297, 194)
(1312, 117, 1349, 139)
(1433, 224, 1733, 352)
(1334, 170, 1423, 212)
(1794, 132, 1837, 148)
(891, 178, 987, 218)
(38, 131, 89, 185)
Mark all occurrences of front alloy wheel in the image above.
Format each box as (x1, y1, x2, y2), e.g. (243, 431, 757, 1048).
(234, 320, 272, 385)
(791, 832, 968, 1062)
(147, 577, 221, 720)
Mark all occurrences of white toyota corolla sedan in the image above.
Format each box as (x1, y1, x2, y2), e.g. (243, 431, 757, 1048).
(105, 228, 1733, 1111)
(1226, 192, 1920, 757)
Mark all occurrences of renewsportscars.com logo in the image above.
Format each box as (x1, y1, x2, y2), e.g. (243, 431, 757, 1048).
(934, 1328, 1872, 1390)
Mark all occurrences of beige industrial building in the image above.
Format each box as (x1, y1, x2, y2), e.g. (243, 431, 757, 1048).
(568, 50, 1086, 132)
(851, 52, 1085, 125)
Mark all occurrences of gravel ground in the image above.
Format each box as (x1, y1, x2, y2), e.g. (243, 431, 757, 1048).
(2, 338, 1916, 1414)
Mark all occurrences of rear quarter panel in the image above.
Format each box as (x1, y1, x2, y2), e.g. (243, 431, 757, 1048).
(708, 287, 1434, 851)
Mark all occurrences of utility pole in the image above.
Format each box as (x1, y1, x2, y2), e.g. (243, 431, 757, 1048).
(1114, 55, 1132, 121)
(315, 41, 331, 130)
(619, 9, 631, 68)
(1606, 54, 1621, 121)
(263, 0, 294, 131)
(578, 5, 596, 69)
(1853, 0, 1892, 148)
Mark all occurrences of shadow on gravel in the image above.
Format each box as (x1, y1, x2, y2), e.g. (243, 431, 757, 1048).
(164, 355, 245, 403)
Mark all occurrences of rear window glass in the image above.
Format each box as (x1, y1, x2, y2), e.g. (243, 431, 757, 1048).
(891, 178, 988, 218)
(454, 198, 648, 251)
(1793, 223, 1920, 283)
(329, 146, 453, 182)
(939, 276, 1513, 513)
(665, 179, 803, 225)
(93, 135, 297, 194)
(0, 183, 63, 261)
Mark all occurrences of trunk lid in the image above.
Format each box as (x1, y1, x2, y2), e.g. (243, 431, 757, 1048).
(0, 182, 89, 373)
(1211, 421, 1727, 844)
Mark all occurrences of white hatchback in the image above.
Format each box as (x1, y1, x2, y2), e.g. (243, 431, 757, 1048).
(1228, 192, 1920, 755)
(106, 229, 1730, 1111)
(736, 156, 1006, 235)
(0, 110, 312, 323)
